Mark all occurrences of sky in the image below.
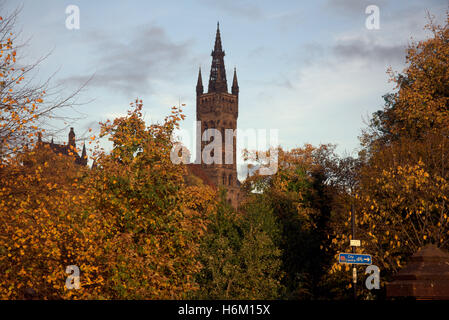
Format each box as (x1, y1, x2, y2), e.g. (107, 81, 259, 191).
(3, 0, 448, 178)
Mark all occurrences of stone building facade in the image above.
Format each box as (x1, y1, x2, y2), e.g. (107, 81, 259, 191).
(37, 127, 88, 166)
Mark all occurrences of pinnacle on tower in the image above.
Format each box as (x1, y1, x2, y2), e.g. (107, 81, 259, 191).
(81, 142, 87, 165)
(232, 67, 239, 96)
(196, 67, 203, 96)
(81, 143, 86, 158)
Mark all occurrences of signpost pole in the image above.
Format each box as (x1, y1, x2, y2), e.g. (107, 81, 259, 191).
(351, 203, 357, 300)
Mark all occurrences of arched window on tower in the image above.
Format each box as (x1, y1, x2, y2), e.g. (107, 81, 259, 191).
(204, 122, 208, 140)
(228, 174, 232, 186)
(222, 174, 226, 185)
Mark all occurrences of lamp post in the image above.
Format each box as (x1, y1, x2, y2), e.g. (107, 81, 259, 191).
(351, 202, 357, 300)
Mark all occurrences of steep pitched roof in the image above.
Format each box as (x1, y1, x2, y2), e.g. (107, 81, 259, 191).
(38, 141, 87, 166)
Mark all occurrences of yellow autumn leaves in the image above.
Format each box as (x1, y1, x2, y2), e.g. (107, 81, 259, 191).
(328, 13, 449, 281)
(0, 100, 217, 299)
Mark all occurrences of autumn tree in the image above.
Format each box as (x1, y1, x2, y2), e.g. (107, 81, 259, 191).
(0, 144, 105, 299)
(0, 6, 85, 162)
(362, 12, 449, 148)
(82, 100, 216, 299)
(329, 12, 449, 299)
(242, 145, 339, 299)
(0, 99, 216, 299)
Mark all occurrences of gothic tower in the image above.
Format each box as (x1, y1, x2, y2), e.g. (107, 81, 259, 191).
(196, 23, 240, 207)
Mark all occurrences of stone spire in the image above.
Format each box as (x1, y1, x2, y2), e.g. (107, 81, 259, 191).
(208, 22, 228, 93)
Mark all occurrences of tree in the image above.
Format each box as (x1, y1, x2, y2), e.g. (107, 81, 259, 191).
(0, 144, 103, 299)
(329, 12, 449, 299)
(194, 190, 284, 299)
(242, 145, 338, 299)
(0, 6, 86, 162)
(361, 12, 449, 149)
(81, 100, 216, 299)
(0, 100, 216, 299)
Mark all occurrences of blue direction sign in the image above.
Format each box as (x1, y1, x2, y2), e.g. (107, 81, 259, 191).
(339, 253, 372, 265)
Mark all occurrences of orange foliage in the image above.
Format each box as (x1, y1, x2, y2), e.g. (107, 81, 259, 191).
(0, 100, 216, 299)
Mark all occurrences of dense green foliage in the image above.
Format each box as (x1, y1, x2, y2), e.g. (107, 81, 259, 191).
(194, 191, 284, 299)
